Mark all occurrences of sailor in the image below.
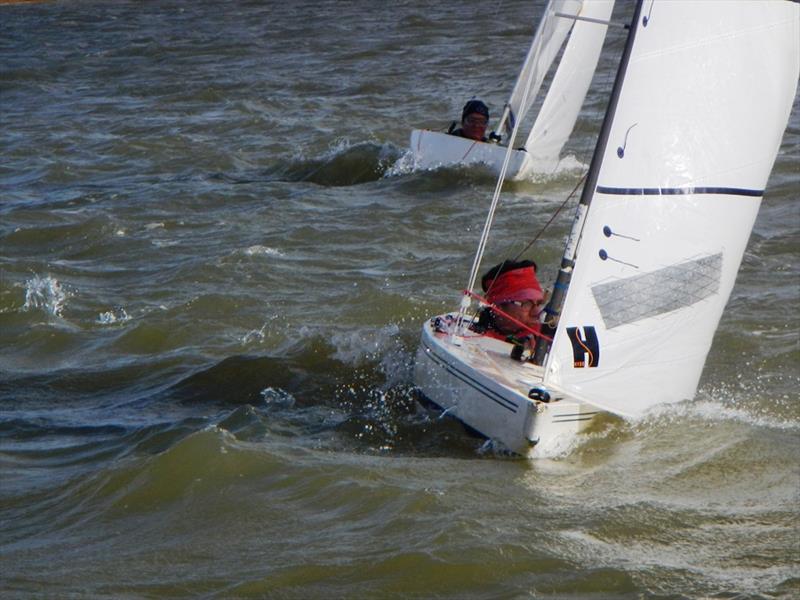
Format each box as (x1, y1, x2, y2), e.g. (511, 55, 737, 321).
(473, 259, 545, 342)
(448, 99, 490, 142)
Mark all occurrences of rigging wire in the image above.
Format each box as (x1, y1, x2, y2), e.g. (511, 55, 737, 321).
(453, 5, 553, 336)
(512, 172, 586, 263)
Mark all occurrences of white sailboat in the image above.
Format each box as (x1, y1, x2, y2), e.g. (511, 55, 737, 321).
(413, 0, 800, 456)
(409, 0, 615, 180)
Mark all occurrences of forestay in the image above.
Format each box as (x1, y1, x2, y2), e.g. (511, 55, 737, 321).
(542, 0, 800, 417)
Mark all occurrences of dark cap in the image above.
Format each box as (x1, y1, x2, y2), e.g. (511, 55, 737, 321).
(462, 99, 489, 122)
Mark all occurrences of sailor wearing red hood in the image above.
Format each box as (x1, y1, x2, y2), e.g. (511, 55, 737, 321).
(474, 259, 545, 341)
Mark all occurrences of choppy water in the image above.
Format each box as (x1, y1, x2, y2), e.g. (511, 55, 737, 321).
(1, 1, 798, 598)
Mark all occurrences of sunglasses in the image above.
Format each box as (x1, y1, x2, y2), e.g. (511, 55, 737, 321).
(464, 116, 488, 127)
(504, 300, 542, 310)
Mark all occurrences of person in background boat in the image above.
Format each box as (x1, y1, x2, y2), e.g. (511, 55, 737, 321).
(473, 259, 545, 343)
(448, 99, 490, 142)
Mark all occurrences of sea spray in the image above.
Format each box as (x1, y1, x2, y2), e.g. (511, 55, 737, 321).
(22, 274, 68, 317)
(97, 307, 131, 325)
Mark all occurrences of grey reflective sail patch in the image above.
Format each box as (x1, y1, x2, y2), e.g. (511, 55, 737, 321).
(591, 253, 722, 329)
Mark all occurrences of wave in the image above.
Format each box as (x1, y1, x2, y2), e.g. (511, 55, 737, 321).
(0, 400, 479, 545)
(641, 396, 800, 433)
(206, 136, 588, 192)
(209, 140, 404, 187)
(4, 315, 796, 469)
(386, 145, 588, 187)
(158, 347, 484, 457)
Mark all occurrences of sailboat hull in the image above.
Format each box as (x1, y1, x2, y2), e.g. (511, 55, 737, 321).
(409, 130, 531, 181)
(413, 316, 600, 456)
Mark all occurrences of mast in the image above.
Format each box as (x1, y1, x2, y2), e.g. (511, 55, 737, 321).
(532, 0, 644, 366)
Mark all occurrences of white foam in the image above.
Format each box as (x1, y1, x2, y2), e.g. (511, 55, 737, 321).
(556, 527, 796, 595)
(530, 430, 588, 459)
(384, 149, 417, 177)
(327, 136, 352, 156)
(241, 326, 266, 344)
(260, 387, 296, 410)
(639, 395, 799, 432)
(243, 245, 284, 257)
(240, 314, 281, 345)
(329, 323, 401, 366)
(97, 307, 130, 325)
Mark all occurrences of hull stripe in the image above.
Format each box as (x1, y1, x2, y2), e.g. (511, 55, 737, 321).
(553, 412, 600, 418)
(421, 340, 519, 414)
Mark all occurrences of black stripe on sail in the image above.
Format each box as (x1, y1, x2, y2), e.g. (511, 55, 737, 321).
(596, 186, 764, 197)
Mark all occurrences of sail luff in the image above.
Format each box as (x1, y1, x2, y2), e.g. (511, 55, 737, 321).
(533, 0, 644, 365)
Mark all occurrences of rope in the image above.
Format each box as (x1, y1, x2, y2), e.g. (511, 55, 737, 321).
(512, 171, 586, 262)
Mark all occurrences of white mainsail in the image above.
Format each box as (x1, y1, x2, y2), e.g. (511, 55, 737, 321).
(542, 0, 800, 417)
(525, 0, 615, 169)
(498, 0, 581, 137)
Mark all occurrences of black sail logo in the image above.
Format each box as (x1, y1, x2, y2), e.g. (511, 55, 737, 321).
(566, 326, 600, 368)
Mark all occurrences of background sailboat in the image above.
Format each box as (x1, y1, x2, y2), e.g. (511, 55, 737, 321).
(414, 0, 800, 455)
(409, 0, 614, 180)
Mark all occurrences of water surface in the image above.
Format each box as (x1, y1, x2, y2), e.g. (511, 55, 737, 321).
(1, 1, 798, 598)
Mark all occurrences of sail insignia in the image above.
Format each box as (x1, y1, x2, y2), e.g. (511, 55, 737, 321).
(590, 253, 722, 329)
(566, 326, 600, 367)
